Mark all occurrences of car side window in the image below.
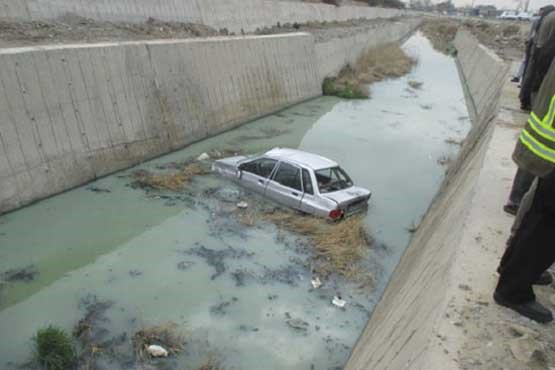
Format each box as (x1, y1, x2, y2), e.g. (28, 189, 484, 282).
(241, 158, 277, 178)
(273, 162, 302, 191)
(302, 169, 314, 195)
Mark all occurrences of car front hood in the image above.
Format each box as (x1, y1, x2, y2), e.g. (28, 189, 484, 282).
(322, 186, 371, 206)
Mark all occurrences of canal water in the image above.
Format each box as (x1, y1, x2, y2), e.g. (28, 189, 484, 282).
(0, 33, 469, 370)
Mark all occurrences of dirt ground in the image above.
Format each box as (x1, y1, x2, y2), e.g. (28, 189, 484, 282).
(0, 15, 222, 48)
(0, 14, 408, 48)
(421, 17, 527, 61)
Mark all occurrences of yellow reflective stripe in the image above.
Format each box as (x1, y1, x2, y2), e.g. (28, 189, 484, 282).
(528, 116, 555, 142)
(520, 129, 555, 164)
(541, 94, 555, 126)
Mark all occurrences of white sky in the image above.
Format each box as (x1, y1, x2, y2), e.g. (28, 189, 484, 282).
(449, 0, 554, 11)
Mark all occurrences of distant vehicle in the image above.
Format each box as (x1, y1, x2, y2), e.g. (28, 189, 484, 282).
(498, 10, 532, 20)
(212, 148, 371, 220)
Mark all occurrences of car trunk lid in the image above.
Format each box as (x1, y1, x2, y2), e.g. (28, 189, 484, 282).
(322, 186, 371, 216)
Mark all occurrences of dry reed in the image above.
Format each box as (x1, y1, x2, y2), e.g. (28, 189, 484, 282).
(131, 162, 209, 192)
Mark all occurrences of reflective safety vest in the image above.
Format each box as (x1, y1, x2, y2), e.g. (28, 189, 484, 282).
(521, 95, 555, 164)
(514, 94, 555, 177)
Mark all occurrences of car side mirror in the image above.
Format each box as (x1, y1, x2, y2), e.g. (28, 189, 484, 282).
(236, 169, 243, 179)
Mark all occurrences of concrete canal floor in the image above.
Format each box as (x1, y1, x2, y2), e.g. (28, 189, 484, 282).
(0, 33, 470, 370)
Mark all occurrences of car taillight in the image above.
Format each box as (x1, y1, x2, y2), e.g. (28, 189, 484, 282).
(329, 209, 343, 220)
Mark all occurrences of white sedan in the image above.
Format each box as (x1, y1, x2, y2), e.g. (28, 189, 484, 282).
(212, 148, 371, 220)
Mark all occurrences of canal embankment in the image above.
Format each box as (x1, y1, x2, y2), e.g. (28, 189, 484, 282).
(0, 0, 405, 32)
(0, 15, 420, 214)
(345, 27, 555, 370)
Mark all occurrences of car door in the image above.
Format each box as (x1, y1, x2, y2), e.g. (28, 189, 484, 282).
(299, 168, 325, 216)
(238, 157, 278, 194)
(266, 161, 303, 209)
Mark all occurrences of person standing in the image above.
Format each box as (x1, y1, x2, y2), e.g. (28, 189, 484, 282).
(495, 58, 555, 323)
(505, 5, 555, 215)
(519, 5, 555, 111)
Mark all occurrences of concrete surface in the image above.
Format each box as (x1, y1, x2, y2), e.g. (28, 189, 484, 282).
(0, 0, 405, 32)
(345, 29, 518, 370)
(0, 33, 321, 213)
(0, 16, 419, 214)
(315, 18, 419, 80)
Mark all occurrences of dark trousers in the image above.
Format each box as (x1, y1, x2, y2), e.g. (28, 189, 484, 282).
(508, 168, 535, 207)
(496, 171, 555, 303)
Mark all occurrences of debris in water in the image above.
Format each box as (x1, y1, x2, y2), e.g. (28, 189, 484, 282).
(408, 80, 423, 90)
(445, 137, 464, 146)
(332, 296, 347, 308)
(1, 265, 39, 282)
(210, 297, 238, 316)
(197, 152, 211, 161)
(129, 270, 143, 277)
(87, 185, 112, 193)
(185, 244, 254, 280)
(146, 344, 168, 357)
(132, 322, 185, 361)
(437, 155, 452, 166)
(260, 210, 372, 282)
(177, 261, 195, 271)
(129, 162, 210, 192)
(286, 318, 310, 332)
(196, 357, 227, 370)
(311, 276, 322, 289)
(73, 295, 117, 370)
(406, 221, 419, 233)
(236, 201, 248, 209)
(420, 104, 432, 110)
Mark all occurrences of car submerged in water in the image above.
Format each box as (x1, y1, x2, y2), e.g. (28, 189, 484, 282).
(212, 148, 371, 220)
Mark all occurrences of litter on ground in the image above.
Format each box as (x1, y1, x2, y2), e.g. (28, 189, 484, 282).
(332, 296, 347, 308)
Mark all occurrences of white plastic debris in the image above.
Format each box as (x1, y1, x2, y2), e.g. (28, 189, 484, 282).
(146, 344, 169, 358)
(146, 344, 169, 357)
(197, 152, 210, 161)
(237, 201, 249, 209)
(311, 277, 322, 289)
(332, 296, 346, 308)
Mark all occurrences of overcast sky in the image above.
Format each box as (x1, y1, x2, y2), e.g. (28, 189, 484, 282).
(451, 0, 553, 11)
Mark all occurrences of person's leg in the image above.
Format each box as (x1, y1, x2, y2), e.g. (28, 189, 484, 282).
(496, 206, 554, 303)
(513, 60, 526, 82)
(504, 168, 535, 214)
(495, 174, 555, 322)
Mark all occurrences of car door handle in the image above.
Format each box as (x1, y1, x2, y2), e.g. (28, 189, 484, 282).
(291, 191, 299, 196)
(258, 180, 265, 185)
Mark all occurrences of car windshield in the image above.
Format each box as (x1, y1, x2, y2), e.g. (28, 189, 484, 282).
(315, 167, 353, 193)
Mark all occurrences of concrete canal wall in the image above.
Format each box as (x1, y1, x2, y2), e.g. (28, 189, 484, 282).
(0, 0, 404, 32)
(315, 19, 417, 80)
(0, 18, 418, 214)
(344, 29, 509, 370)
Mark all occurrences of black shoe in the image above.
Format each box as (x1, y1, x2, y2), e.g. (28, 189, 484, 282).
(535, 271, 553, 286)
(511, 77, 520, 83)
(503, 204, 518, 216)
(494, 292, 553, 323)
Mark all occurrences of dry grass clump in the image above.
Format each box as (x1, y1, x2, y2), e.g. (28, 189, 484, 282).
(261, 210, 372, 280)
(131, 162, 209, 192)
(324, 43, 416, 99)
(420, 19, 459, 54)
(132, 322, 185, 361)
(355, 44, 417, 84)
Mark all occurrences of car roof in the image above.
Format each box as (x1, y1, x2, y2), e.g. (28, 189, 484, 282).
(264, 147, 337, 170)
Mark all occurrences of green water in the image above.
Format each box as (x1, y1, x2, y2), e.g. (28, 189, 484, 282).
(0, 34, 469, 370)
